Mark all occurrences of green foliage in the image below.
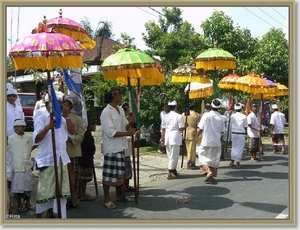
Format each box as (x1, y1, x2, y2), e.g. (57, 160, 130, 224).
(252, 28, 289, 85)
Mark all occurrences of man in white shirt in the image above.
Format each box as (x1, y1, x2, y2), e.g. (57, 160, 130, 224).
(33, 95, 76, 218)
(100, 86, 137, 209)
(196, 99, 226, 184)
(269, 104, 286, 154)
(230, 103, 248, 168)
(160, 100, 186, 180)
(247, 104, 263, 162)
(158, 103, 169, 154)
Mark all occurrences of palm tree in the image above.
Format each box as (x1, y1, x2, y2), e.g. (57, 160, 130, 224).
(80, 17, 114, 39)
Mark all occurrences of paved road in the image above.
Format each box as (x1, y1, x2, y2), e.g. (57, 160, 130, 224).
(15, 140, 289, 225)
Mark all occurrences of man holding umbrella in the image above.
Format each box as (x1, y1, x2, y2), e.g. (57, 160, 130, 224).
(33, 92, 76, 218)
(100, 86, 138, 209)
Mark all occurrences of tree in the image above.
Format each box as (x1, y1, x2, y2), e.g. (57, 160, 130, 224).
(253, 28, 289, 85)
(80, 17, 114, 39)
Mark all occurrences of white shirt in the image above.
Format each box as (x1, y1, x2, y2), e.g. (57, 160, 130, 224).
(8, 133, 33, 172)
(160, 110, 167, 131)
(161, 110, 185, 146)
(270, 111, 286, 134)
(247, 111, 260, 138)
(198, 110, 226, 147)
(100, 104, 129, 154)
(6, 102, 25, 136)
(33, 99, 46, 116)
(231, 112, 248, 134)
(33, 110, 70, 167)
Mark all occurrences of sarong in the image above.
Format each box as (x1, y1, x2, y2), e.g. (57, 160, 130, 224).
(231, 134, 246, 162)
(124, 156, 132, 180)
(272, 134, 285, 148)
(249, 137, 259, 153)
(102, 151, 125, 186)
(35, 161, 70, 218)
(78, 167, 93, 182)
(198, 146, 221, 178)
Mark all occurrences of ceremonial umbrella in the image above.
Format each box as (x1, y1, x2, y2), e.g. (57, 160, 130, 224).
(184, 80, 214, 99)
(9, 25, 83, 218)
(100, 45, 165, 203)
(32, 9, 96, 50)
(171, 60, 209, 168)
(195, 42, 236, 99)
(234, 72, 273, 162)
(218, 70, 240, 155)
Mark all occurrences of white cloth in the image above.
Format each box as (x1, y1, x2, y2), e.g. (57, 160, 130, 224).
(10, 170, 33, 193)
(6, 102, 25, 136)
(247, 111, 261, 138)
(6, 148, 13, 181)
(231, 112, 248, 134)
(230, 134, 246, 162)
(100, 104, 129, 154)
(197, 145, 221, 168)
(124, 136, 133, 157)
(160, 110, 167, 132)
(161, 111, 184, 146)
(33, 106, 47, 122)
(8, 133, 33, 172)
(198, 110, 226, 147)
(269, 111, 286, 134)
(166, 145, 180, 170)
(33, 110, 70, 167)
(36, 199, 68, 219)
(33, 99, 46, 116)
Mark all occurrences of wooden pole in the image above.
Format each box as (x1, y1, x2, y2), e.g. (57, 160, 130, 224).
(181, 83, 190, 168)
(47, 71, 61, 218)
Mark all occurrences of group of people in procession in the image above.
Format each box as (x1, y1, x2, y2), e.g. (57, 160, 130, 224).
(6, 80, 286, 218)
(159, 96, 286, 184)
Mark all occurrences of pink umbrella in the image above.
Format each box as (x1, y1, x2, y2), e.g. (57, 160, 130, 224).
(9, 24, 83, 218)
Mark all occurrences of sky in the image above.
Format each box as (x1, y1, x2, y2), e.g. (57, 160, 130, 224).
(6, 6, 289, 54)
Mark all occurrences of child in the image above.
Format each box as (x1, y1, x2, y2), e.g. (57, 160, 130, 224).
(8, 119, 35, 213)
(77, 118, 97, 201)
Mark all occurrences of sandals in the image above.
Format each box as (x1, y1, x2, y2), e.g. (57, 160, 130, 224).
(103, 201, 116, 209)
(229, 162, 234, 166)
(167, 174, 176, 180)
(80, 195, 95, 201)
(116, 196, 134, 202)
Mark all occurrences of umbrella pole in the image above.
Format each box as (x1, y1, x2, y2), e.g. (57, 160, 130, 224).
(127, 77, 138, 204)
(258, 93, 263, 162)
(181, 83, 190, 168)
(224, 90, 234, 158)
(136, 79, 140, 196)
(47, 71, 62, 218)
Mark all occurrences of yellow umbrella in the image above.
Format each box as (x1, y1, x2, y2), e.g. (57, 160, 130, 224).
(184, 80, 214, 99)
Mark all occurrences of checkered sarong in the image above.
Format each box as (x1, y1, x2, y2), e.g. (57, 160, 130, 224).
(102, 151, 125, 186)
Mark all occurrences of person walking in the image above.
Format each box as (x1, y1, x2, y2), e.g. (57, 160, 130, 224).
(196, 99, 226, 184)
(33, 93, 76, 218)
(100, 86, 137, 209)
(8, 119, 35, 213)
(160, 100, 186, 180)
(77, 118, 97, 202)
(269, 104, 286, 154)
(182, 101, 200, 169)
(229, 103, 248, 168)
(158, 102, 169, 154)
(247, 103, 263, 162)
(63, 96, 85, 209)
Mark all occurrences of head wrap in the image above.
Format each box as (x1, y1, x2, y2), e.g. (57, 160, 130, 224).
(168, 100, 177, 106)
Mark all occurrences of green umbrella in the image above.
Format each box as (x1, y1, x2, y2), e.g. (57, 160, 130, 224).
(195, 42, 236, 99)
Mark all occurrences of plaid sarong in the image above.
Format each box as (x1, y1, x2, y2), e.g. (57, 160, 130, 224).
(102, 151, 125, 187)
